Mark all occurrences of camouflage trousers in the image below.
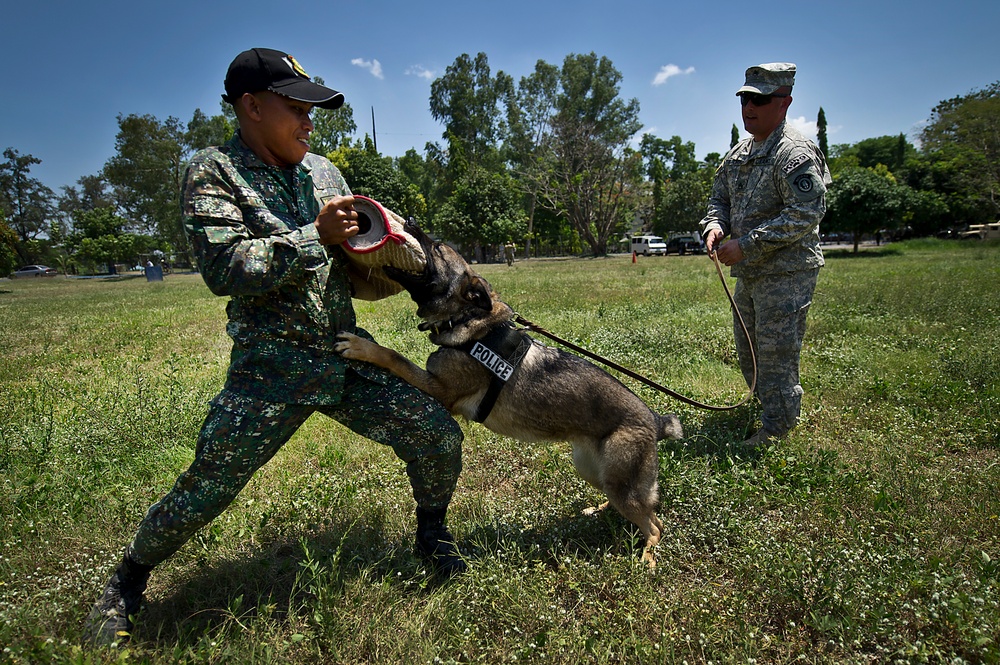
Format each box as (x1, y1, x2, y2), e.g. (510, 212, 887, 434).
(128, 368, 463, 567)
(732, 269, 819, 436)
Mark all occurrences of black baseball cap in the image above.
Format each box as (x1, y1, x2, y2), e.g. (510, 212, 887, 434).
(222, 48, 344, 110)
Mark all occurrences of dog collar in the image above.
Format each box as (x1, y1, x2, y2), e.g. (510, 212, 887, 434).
(458, 323, 531, 423)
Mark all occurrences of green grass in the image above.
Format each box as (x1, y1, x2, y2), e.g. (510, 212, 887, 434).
(1, 240, 998, 664)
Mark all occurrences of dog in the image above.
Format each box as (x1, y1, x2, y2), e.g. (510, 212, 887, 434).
(335, 221, 683, 567)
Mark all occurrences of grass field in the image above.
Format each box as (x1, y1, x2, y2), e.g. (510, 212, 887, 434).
(1, 239, 998, 664)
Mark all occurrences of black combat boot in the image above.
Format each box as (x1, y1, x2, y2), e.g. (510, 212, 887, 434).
(415, 506, 467, 577)
(82, 551, 153, 647)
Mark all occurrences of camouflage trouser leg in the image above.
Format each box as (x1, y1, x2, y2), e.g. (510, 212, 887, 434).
(128, 390, 312, 567)
(318, 367, 463, 512)
(732, 269, 819, 436)
(128, 369, 462, 567)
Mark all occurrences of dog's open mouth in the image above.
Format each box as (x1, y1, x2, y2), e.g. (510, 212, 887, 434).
(417, 319, 456, 333)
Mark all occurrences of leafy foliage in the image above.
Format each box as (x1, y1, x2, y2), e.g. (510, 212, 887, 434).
(640, 135, 712, 235)
(0, 210, 17, 275)
(429, 52, 513, 178)
(185, 108, 234, 152)
(921, 81, 1000, 214)
(825, 165, 908, 249)
(832, 134, 914, 173)
(432, 166, 526, 253)
(0, 147, 56, 263)
(919, 80, 1000, 223)
(332, 138, 426, 221)
(506, 60, 560, 257)
(309, 77, 358, 158)
(817, 107, 828, 157)
(102, 113, 188, 256)
(66, 207, 153, 273)
(541, 53, 644, 256)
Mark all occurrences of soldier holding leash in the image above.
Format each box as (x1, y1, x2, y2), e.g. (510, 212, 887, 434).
(701, 63, 831, 448)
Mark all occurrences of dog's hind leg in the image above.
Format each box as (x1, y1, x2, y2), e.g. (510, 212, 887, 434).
(599, 434, 664, 568)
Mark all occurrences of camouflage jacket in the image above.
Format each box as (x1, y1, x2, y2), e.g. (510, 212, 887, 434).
(182, 132, 379, 404)
(700, 121, 831, 278)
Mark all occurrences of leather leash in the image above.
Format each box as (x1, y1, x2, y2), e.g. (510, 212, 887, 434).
(512, 251, 757, 411)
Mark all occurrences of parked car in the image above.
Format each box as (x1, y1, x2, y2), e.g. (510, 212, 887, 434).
(665, 234, 706, 255)
(630, 235, 667, 256)
(9, 265, 58, 278)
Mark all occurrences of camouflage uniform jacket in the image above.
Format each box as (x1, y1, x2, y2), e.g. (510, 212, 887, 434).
(182, 131, 378, 404)
(701, 120, 831, 278)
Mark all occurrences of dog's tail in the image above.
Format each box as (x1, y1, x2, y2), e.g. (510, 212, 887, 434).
(656, 413, 683, 441)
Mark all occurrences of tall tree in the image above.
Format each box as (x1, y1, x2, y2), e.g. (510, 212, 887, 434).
(429, 52, 513, 180)
(817, 107, 829, 157)
(433, 166, 526, 260)
(102, 113, 187, 256)
(920, 80, 1000, 219)
(53, 174, 115, 253)
(539, 53, 643, 256)
(507, 60, 560, 257)
(0, 148, 56, 263)
(731, 124, 740, 149)
(396, 148, 438, 215)
(100, 107, 233, 267)
(59, 174, 114, 214)
(640, 134, 700, 234)
(185, 108, 233, 152)
(825, 165, 908, 252)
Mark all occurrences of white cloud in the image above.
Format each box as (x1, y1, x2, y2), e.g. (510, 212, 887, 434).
(787, 115, 818, 141)
(351, 58, 384, 79)
(652, 64, 695, 86)
(405, 65, 435, 80)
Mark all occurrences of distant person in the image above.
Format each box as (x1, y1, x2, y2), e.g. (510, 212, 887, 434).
(504, 240, 516, 266)
(700, 62, 831, 449)
(84, 47, 466, 648)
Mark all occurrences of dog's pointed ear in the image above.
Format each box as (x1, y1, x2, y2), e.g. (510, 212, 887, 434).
(463, 276, 493, 311)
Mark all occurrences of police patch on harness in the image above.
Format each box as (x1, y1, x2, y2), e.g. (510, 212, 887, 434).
(470, 342, 515, 381)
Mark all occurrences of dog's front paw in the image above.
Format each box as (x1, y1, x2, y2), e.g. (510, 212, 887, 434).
(334, 332, 371, 360)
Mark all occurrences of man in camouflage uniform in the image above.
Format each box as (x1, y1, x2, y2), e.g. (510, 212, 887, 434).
(84, 48, 465, 648)
(700, 63, 831, 449)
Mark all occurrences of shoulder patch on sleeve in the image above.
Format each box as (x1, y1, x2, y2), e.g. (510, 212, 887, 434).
(793, 173, 815, 195)
(782, 152, 811, 176)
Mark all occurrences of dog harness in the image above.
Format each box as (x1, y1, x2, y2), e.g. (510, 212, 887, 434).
(458, 323, 532, 423)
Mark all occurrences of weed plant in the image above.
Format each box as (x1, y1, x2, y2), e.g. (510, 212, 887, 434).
(0, 240, 998, 663)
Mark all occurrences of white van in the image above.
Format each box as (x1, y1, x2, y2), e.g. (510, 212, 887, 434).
(630, 235, 667, 256)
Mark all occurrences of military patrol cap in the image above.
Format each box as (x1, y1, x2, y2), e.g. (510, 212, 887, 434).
(223, 48, 345, 109)
(736, 63, 796, 96)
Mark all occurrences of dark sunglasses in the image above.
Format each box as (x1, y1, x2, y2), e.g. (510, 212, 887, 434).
(739, 92, 789, 107)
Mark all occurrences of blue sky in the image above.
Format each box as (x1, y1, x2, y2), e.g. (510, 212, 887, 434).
(3, 0, 997, 193)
